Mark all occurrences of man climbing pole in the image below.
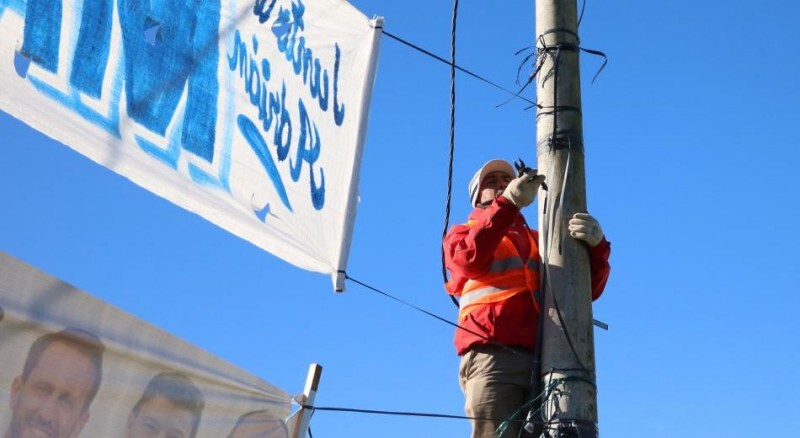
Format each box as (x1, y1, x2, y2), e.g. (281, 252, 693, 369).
(443, 159, 611, 437)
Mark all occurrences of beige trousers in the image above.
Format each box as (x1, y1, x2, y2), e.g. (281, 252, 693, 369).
(459, 345, 536, 438)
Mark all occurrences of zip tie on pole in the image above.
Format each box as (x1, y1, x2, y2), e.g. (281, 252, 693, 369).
(511, 29, 608, 115)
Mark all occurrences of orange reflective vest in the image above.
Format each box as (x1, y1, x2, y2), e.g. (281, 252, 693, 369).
(446, 220, 540, 322)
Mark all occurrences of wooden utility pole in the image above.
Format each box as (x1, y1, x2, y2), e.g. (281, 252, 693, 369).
(534, 0, 599, 436)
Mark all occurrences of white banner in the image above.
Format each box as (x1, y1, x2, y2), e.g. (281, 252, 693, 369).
(0, 250, 296, 438)
(0, 0, 383, 290)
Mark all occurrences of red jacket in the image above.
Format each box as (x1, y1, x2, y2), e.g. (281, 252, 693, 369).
(443, 196, 611, 355)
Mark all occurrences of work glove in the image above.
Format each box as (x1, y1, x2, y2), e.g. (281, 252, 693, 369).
(568, 212, 605, 247)
(502, 171, 546, 209)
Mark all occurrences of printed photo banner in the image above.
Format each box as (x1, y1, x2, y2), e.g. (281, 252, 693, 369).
(0, 0, 383, 290)
(0, 250, 295, 437)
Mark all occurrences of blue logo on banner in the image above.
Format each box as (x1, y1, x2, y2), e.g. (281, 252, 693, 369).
(12, 0, 346, 214)
(18, 0, 223, 174)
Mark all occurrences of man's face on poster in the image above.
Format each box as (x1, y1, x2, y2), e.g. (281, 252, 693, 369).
(228, 411, 287, 438)
(126, 395, 195, 438)
(8, 341, 96, 438)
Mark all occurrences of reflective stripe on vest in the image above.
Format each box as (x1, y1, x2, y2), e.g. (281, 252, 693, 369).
(460, 284, 522, 309)
(487, 257, 539, 273)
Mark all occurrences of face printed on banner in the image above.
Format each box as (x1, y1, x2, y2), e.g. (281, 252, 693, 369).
(126, 394, 195, 438)
(8, 340, 99, 438)
(126, 372, 204, 438)
(227, 411, 288, 438)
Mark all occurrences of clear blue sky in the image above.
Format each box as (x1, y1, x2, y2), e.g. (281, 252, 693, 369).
(2, 0, 799, 436)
